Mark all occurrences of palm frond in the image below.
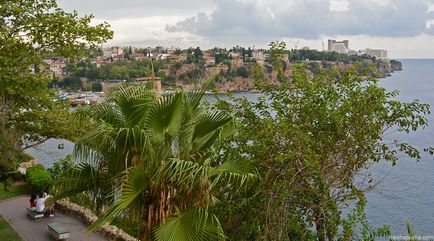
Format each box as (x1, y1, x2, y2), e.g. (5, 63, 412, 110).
(88, 164, 148, 231)
(160, 158, 207, 190)
(88, 102, 126, 127)
(51, 162, 113, 202)
(190, 111, 233, 154)
(184, 90, 205, 111)
(209, 160, 258, 189)
(153, 207, 225, 241)
(146, 92, 184, 142)
(73, 143, 106, 168)
(109, 85, 155, 127)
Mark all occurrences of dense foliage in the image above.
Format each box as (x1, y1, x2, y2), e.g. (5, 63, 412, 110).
(1, 1, 430, 240)
(0, 0, 112, 172)
(26, 164, 52, 192)
(288, 49, 375, 63)
(52, 86, 256, 241)
(213, 42, 430, 240)
(47, 155, 75, 180)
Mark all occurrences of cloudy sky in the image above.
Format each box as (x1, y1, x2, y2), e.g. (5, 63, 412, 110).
(58, 0, 434, 58)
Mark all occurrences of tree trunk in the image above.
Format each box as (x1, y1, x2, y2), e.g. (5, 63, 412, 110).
(143, 204, 154, 241)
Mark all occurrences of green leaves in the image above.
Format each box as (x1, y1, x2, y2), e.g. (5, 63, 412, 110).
(216, 59, 430, 240)
(88, 164, 148, 232)
(52, 86, 256, 240)
(0, 0, 113, 167)
(146, 92, 184, 142)
(153, 207, 225, 241)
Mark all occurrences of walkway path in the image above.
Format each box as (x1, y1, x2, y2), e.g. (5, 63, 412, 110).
(0, 196, 108, 241)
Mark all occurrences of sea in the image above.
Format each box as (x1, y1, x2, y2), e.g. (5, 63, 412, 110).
(26, 59, 434, 236)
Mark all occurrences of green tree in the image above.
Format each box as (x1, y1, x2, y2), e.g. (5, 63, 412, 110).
(268, 41, 287, 82)
(215, 43, 430, 240)
(91, 82, 103, 92)
(215, 52, 228, 64)
(194, 47, 204, 64)
(235, 66, 250, 78)
(27, 164, 53, 192)
(0, 0, 112, 171)
(53, 86, 256, 241)
(0, 111, 21, 172)
(47, 155, 75, 180)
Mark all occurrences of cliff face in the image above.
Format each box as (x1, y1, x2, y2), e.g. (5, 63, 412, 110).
(307, 59, 402, 79)
(376, 61, 393, 78)
(376, 59, 403, 77)
(174, 59, 403, 92)
(390, 60, 403, 71)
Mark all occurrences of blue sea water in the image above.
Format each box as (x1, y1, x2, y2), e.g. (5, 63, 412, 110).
(365, 59, 434, 236)
(27, 59, 434, 236)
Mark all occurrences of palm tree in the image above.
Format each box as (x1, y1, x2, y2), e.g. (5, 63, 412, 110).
(53, 85, 256, 241)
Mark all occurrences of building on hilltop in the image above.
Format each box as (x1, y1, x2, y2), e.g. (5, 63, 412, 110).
(327, 39, 349, 54)
(204, 53, 216, 66)
(362, 48, 388, 59)
(252, 50, 267, 65)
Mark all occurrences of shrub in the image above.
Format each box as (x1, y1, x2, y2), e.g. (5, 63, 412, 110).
(17, 152, 33, 163)
(0, 161, 16, 173)
(0, 152, 33, 173)
(47, 155, 75, 180)
(11, 171, 25, 181)
(91, 82, 102, 92)
(26, 164, 52, 192)
(3, 177, 13, 191)
(235, 66, 250, 78)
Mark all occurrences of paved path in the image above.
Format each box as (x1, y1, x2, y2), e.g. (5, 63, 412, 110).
(0, 196, 108, 241)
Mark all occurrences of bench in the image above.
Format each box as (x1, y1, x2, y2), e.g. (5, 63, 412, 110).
(26, 208, 44, 219)
(48, 222, 70, 240)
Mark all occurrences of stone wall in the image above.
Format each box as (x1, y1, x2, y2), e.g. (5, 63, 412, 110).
(55, 199, 136, 241)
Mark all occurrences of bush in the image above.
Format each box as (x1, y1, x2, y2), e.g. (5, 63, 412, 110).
(11, 171, 25, 181)
(47, 155, 75, 180)
(235, 66, 250, 78)
(26, 164, 52, 192)
(91, 82, 102, 92)
(17, 152, 33, 163)
(3, 177, 13, 191)
(0, 161, 16, 173)
(0, 151, 33, 173)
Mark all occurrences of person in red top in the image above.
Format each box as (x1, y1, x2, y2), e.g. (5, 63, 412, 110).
(29, 193, 37, 210)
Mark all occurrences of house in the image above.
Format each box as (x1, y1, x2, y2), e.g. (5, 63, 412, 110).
(43, 58, 66, 78)
(204, 55, 216, 65)
(229, 52, 241, 59)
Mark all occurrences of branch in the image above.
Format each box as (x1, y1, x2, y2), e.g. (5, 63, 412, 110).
(22, 137, 49, 150)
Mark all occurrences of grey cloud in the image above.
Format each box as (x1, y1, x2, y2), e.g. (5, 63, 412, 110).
(58, 0, 215, 19)
(167, 0, 434, 38)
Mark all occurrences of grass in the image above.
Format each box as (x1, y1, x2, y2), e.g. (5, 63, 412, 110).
(0, 181, 27, 241)
(0, 182, 29, 201)
(0, 215, 23, 241)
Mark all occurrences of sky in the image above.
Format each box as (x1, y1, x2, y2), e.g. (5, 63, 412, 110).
(58, 0, 434, 58)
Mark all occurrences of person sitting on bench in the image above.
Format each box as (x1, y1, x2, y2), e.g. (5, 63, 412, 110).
(35, 192, 55, 216)
(36, 192, 49, 213)
(29, 193, 37, 210)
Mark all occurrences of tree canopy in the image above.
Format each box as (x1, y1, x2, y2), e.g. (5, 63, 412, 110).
(0, 0, 112, 170)
(213, 43, 430, 240)
(52, 86, 257, 240)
